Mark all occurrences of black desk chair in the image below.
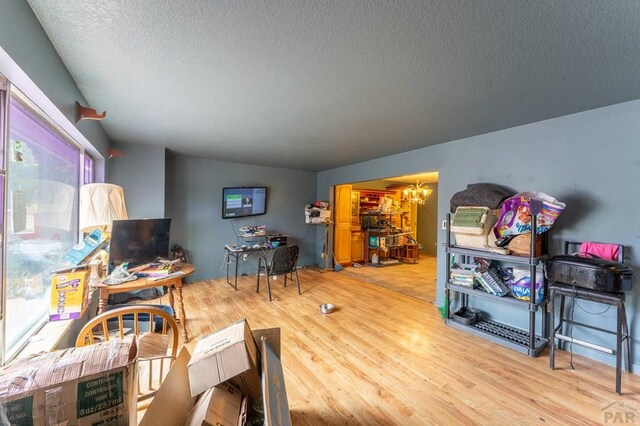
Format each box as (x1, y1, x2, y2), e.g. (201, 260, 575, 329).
(549, 241, 630, 394)
(257, 245, 301, 301)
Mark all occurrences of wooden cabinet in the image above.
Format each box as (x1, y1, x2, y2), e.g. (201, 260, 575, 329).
(350, 231, 365, 262)
(334, 184, 352, 265)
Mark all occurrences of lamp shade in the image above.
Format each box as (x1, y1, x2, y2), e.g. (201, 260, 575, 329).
(79, 183, 128, 233)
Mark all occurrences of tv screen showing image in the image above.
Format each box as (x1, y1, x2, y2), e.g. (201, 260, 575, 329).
(109, 218, 171, 269)
(222, 187, 267, 219)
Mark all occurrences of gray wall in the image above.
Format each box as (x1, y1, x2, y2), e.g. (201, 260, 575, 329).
(165, 154, 317, 282)
(108, 142, 166, 219)
(0, 0, 110, 160)
(352, 181, 393, 191)
(318, 99, 640, 369)
(417, 183, 438, 256)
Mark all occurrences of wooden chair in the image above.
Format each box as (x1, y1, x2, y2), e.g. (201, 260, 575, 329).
(257, 245, 301, 301)
(75, 305, 179, 402)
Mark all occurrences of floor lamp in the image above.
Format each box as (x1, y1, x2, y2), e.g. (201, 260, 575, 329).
(79, 183, 128, 280)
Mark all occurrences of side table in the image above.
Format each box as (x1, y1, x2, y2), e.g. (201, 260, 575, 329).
(96, 263, 195, 343)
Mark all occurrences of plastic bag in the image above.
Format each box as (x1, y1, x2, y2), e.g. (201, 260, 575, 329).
(507, 267, 544, 303)
(493, 191, 565, 238)
(103, 263, 137, 285)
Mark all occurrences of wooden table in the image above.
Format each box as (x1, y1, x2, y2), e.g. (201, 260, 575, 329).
(96, 263, 195, 343)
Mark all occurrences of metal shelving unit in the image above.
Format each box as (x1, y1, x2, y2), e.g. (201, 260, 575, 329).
(444, 212, 549, 357)
(361, 211, 405, 267)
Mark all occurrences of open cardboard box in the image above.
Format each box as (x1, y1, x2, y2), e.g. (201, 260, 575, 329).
(187, 319, 262, 402)
(140, 326, 290, 426)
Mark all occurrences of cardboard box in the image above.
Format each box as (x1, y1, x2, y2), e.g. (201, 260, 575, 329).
(185, 382, 247, 426)
(144, 327, 288, 426)
(63, 229, 107, 265)
(0, 336, 137, 426)
(139, 349, 195, 426)
(187, 319, 261, 400)
(49, 268, 90, 321)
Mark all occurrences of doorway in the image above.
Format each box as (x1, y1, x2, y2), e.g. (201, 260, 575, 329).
(332, 172, 439, 303)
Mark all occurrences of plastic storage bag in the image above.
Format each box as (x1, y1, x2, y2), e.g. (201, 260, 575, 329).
(507, 267, 545, 303)
(493, 191, 565, 238)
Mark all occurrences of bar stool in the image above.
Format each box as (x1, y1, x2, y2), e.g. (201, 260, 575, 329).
(549, 241, 630, 395)
(549, 283, 630, 394)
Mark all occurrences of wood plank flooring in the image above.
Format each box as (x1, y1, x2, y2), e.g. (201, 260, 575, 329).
(340, 255, 437, 304)
(148, 269, 640, 425)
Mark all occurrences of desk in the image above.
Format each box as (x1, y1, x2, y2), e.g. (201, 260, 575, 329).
(96, 263, 195, 343)
(225, 246, 272, 290)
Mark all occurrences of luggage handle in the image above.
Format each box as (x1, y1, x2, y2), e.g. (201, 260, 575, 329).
(571, 251, 603, 260)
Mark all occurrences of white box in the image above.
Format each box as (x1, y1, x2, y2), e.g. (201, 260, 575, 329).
(187, 319, 260, 400)
(185, 382, 247, 426)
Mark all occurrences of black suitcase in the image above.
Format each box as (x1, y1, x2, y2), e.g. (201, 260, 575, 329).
(546, 255, 633, 292)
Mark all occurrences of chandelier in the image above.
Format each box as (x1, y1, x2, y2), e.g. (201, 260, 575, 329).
(402, 181, 433, 205)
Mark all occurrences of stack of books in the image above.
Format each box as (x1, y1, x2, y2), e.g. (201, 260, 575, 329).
(474, 267, 510, 296)
(449, 268, 476, 288)
(139, 262, 177, 278)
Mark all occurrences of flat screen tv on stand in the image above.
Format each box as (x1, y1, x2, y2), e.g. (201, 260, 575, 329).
(109, 218, 171, 270)
(222, 187, 267, 219)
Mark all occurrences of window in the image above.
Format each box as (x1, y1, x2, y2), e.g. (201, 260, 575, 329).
(0, 78, 6, 361)
(84, 154, 94, 184)
(4, 93, 81, 359)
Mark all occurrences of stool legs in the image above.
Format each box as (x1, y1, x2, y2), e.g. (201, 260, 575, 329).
(550, 288, 556, 370)
(557, 294, 566, 350)
(617, 304, 623, 394)
(622, 304, 631, 373)
(256, 257, 262, 294)
(549, 285, 629, 395)
(266, 272, 272, 302)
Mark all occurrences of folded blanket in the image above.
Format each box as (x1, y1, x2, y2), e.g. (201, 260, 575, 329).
(450, 183, 514, 213)
(579, 241, 621, 261)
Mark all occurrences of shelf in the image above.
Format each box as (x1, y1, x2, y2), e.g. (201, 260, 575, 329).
(360, 210, 401, 215)
(446, 318, 548, 356)
(446, 283, 546, 311)
(447, 245, 548, 265)
(444, 212, 549, 357)
(365, 229, 403, 234)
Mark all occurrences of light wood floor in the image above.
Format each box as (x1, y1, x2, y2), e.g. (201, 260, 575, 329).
(148, 270, 640, 425)
(341, 255, 437, 304)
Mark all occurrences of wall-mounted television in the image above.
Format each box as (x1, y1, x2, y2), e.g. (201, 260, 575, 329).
(109, 218, 171, 269)
(222, 187, 268, 219)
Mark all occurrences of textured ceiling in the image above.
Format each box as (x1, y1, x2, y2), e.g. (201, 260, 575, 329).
(26, 0, 640, 171)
